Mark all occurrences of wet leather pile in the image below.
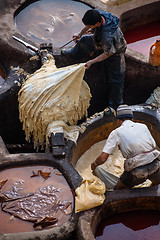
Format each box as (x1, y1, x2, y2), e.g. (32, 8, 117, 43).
(18, 56, 91, 149)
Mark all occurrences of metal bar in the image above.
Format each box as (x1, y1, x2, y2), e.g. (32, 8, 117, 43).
(59, 39, 73, 49)
(13, 36, 39, 52)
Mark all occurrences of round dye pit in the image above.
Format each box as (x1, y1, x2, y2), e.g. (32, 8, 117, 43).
(0, 165, 74, 234)
(15, 0, 91, 48)
(124, 21, 160, 57)
(95, 210, 160, 240)
(68, 105, 160, 240)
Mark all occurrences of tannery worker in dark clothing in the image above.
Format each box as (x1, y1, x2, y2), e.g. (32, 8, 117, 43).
(91, 105, 160, 189)
(61, 9, 127, 111)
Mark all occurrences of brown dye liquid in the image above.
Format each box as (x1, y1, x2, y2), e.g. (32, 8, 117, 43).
(0, 165, 73, 233)
(96, 210, 160, 240)
(0, 64, 5, 85)
(15, 0, 91, 48)
(124, 21, 160, 56)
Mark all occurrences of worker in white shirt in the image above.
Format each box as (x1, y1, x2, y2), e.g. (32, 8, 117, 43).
(91, 104, 160, 189)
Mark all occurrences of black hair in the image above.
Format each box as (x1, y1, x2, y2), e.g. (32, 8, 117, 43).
(82, 9, 102, 26)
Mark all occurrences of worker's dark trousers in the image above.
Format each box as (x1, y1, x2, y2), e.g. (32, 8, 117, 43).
(69, 35, 125, 110)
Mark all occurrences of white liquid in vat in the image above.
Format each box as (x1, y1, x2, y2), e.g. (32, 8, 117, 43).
(75, 140, 124, 176)
(75, 140, 151, 188)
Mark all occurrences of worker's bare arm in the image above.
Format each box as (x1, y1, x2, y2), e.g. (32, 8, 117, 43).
(85, 52, 112, 69)
(91, 152, 109, 171)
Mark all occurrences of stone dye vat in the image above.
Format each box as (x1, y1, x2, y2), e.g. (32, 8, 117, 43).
(67, 105, 160, 240)
(0, 136, 82, 240)
(95, 209, 160, 239)
(123, 5, 160, 60)
(15, 0, 91, 48)
(119, 1, 160, 105)
(76, 186, 160, 240)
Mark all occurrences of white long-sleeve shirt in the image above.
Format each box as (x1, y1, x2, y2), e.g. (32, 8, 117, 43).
(103, 120, 160, 171)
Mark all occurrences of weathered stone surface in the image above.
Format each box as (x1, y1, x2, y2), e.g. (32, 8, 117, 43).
(76, 185, 160, 240)
(0, 0, 159, 146)
(0, 1, 160, 239)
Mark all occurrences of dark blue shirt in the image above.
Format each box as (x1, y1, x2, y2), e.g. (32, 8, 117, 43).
(94, 9, 127, 55)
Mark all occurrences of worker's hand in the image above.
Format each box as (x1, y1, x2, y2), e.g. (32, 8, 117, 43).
(72, 33, 81, 42)
(85, 60, 93, 69)
(86, 28, 93, 34)
(91, 162, 97, 171)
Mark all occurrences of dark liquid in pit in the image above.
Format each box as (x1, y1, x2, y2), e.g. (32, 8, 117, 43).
(0, 165, 73, 233)
(96, 210, 160, 240)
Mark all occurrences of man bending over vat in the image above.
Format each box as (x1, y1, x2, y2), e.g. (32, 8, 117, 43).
(61, 9, 127, 112)
(91, 105, 160, 189)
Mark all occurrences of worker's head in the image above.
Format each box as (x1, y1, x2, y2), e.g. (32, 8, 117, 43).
(82, 10, 102, 28)
(116, 104, 133, 121)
